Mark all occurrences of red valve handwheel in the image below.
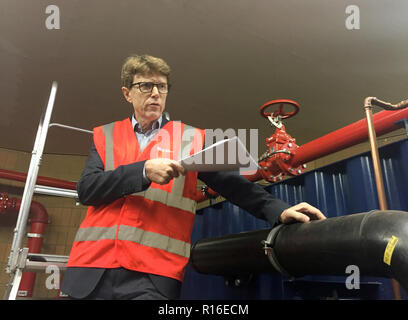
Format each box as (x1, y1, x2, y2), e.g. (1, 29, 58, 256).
(260, 99, 300, 119)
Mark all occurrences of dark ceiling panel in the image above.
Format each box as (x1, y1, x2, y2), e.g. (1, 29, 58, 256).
(1, 0, 407, 156)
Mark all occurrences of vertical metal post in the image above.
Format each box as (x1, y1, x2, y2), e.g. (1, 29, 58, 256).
(364, 105, 389, 210)
(364, 97, 402, 300)
(4, 82, 58, 300)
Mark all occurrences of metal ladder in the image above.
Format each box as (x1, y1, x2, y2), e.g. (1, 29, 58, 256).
(3, 81, 92, 300)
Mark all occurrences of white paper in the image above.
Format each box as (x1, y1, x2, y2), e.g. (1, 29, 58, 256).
(179, 136, 260, 173)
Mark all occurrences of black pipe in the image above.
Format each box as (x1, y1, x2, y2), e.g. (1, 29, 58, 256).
(190, 210, 408, 291)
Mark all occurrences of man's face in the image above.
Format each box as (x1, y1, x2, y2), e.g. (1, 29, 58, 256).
(122, 73, 167, 126)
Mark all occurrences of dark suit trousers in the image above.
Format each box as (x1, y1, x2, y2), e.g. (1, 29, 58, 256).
(62, 267, 181, 300)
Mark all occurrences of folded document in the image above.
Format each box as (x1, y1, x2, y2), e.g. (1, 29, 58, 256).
(179, 136, 259, 173)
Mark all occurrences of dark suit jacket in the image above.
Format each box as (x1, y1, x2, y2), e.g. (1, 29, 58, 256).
(61, 117, 290, 299)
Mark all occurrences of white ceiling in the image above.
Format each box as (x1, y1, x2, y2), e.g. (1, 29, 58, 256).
(1, 0, 408, 156)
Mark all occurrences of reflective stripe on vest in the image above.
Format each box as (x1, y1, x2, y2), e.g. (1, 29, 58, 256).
(101, 121, 198, 214)
(101, 122, 115, 171)
(74, 225, 117, 242)
(132, 185, 197, 213)
(74, 225, 190, 258)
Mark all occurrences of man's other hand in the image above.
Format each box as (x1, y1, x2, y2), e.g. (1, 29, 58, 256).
(280, 202, 326, 224)
(145, 158, 186, 185)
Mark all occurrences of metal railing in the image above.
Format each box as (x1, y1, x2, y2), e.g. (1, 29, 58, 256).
(4, 81, 92, 300)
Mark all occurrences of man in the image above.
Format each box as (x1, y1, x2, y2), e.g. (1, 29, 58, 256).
(61, 54, 326, 300)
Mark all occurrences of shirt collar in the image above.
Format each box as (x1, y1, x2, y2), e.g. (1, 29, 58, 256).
(132, 114, 162, 133)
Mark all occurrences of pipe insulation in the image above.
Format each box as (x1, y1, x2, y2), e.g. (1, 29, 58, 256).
(190, 210, 408, 291)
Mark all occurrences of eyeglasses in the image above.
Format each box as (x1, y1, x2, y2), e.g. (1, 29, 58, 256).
(130, 82, 171, 94)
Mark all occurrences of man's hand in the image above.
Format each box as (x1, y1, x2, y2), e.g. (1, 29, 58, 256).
(280, 202, 326, 224)
(145, 158, 186, 185)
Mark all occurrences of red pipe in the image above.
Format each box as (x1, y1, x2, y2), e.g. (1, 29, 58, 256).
(291, 107, 408, 167)
(0, 193, 49, 298)
(194, 107, 408, 203)
(0, 169, 77, 190)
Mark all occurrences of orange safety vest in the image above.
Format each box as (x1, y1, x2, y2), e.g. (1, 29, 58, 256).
(67, 118, 205, 281)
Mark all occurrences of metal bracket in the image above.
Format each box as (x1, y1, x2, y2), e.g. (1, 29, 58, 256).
(261, 225, 292, 277)
(17, 248, 29, 270)
(268, 115, 283, 129)
(4, 248, 29, 300)
(4, 248, 69, 300)
(261, 239, 272, 255)
(258, 149, 291, 162)
(200, 185, 219, 206)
